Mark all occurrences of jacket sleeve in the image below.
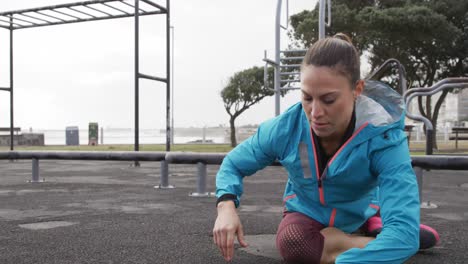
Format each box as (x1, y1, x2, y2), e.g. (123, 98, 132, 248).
(215, 117, 284, 207)
(336, 129, 420, 263)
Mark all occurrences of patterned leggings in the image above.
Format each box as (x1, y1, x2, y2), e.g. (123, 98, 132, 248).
(276, 212, 325, 264)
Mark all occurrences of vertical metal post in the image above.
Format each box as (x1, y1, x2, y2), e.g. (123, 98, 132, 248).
(426, 129, 433, 155)
(413, 166, 423, 204)
(32, 158, 39, 183)
(189, 162, 214, 197)
(274, 0, 282, 116)
(134, 0, 140, 166)
(165, 0, 171, 152)
(197, 162, 206, 194)
(414, 166, 437, 209)
(170, 25, 175, 146)
(160, 160, 168, 187)
(264, 50, 268, 88)
(155, 160, 174, 189)
(10, 21, 14, 151)
(100, 127, 104, 144)
(318, 0, 325, 39)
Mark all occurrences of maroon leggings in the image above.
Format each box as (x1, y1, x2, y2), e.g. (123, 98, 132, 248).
(276, 212, 325, 264)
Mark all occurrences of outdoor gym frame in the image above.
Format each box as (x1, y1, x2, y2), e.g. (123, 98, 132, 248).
(0, 0, 172, 153)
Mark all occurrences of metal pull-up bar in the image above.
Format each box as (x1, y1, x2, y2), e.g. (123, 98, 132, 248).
(0, 0, 171, 156)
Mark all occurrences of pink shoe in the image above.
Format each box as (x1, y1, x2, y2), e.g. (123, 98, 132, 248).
(419, 224, 440, 249)
(364, 217, 440, 250)
(364, 216, 382, 237)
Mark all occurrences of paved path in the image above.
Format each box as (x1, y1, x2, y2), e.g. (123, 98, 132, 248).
(0, 160, 467, 263)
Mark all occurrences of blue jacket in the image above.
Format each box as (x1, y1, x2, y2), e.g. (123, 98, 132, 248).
(216, 80, 420, 263)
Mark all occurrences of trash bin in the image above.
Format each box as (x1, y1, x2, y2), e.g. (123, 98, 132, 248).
(65, 126, 79, 146)
(88, 122, 98, 146)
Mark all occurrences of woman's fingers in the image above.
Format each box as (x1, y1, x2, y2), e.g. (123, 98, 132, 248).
(237, 224, 249, 248)
(226, 231, 235, 261)
(219, 228, 228, 260)
(214, 225, 236, 261)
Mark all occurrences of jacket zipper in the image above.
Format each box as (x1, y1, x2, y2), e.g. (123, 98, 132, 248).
(309, 122, 369, 206)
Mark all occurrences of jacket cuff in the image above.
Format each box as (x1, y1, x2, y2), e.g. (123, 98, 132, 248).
(216, 194, 239, 208)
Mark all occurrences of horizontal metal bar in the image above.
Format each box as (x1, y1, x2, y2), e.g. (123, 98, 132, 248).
(141, 0, 167, 13)
(412, 155, 468, 170)
(36, 11, 66, 22)
(280, 64, 301, 68)
(119, 1, 147, 13)
(51, 9, 81, 20)
(5, 15, 38, 25)
(83, 4, 113, 16)
(280, 72, 300, 76)
(405, 83, 468, 131)
(0, 24, 9, 29)
(68, 6, 97, 18)
(80, 4, 113, 16)
(139, 73, 167, 83)
(167, 152, 468, 170)
(2, 151, 466, 171)
(16, 13, 51, 24)
(166, 152, 282, 166)
(166, 152, 226, 165)
(281, 56, 304, 61)
(0, 17, 22, 27)
(101, 2, 130, 15)
(0, 0, 123, 16)
(280, 49, 307, 54)
(12, 10, 163, 30)
(0, 151, 166, 162)
(0, 87, 11, 91)
(404, 78, 468, 100)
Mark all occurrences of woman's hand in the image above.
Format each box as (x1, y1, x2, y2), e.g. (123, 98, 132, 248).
(213, 201, 248, 261)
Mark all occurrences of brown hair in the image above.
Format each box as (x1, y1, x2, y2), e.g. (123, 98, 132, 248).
(302, 33, 360, 87)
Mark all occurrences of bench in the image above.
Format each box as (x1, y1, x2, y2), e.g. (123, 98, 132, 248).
(449, 127, 468, 149)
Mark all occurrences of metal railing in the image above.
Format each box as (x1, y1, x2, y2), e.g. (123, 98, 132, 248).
(403, 77, 468, 155)
(2, 151, 468, 208)
(0, 151, 166, 185)
(366, 58, 407, 96)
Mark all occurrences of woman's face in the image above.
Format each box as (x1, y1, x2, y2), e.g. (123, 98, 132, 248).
(301, 65, 363, 142)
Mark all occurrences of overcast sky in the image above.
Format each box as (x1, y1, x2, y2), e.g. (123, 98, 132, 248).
(0, 0, 318, 130)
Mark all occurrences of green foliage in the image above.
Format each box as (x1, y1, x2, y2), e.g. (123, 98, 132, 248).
(221, 66, 274, 118)
(221, 66, 274, 146)
(289, 0, 468, 86)
(289, 0, 468, 149)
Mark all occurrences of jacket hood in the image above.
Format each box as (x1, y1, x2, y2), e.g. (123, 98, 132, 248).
(355, 80, 405, 131)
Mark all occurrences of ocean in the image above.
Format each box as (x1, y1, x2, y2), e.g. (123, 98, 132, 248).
(33, 128, 227, 145)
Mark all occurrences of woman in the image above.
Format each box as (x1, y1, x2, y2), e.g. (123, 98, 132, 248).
(213, 34, 438, 263)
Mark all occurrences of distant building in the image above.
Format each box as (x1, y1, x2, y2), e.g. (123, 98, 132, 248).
(440, 89, 468, 127)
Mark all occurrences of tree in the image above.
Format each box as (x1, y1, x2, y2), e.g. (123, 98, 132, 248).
(289, 0, 468, 149)
(221, 66, 274, 147)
